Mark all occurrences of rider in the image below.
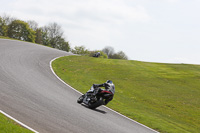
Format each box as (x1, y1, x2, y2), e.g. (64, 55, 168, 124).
(93, 52, 101, 57)
(92, 80, 115, 105)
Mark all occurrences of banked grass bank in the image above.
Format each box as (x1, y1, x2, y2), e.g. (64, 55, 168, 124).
(52, 56, 200, 133)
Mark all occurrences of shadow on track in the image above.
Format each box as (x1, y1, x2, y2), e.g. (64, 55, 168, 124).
(81, 104, 107, 114)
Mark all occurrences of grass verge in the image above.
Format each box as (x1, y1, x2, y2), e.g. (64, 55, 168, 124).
(52, 55, 200, 133)
(0, 112, 33, 133)
(0, 36, 14, 39)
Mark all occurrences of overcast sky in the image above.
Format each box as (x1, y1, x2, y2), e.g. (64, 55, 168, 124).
(1, 0, 200, 64)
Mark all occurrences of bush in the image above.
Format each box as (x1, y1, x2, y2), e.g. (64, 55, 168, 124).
(71, 46, 89, 55)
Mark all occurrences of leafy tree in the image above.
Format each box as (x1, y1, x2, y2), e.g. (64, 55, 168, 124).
(0, 16, 7, 36)
(35, 28, 43, 44)
(59, 41, 70, 52)
(110, 51, 128, 60)
(1, 13, 16, 25)
(47, 22, 64, 48)
(27, 20, 38, 31)
(41, 26, 50, 46)
(40, 23, 70, 51)
(71, 46, 89, 55)
(40, 22, 66, 48)
(102, 46, 128, 60)
(56, 37, 70, 52)
(102, 46, 115, 58)
(7, 20, 35, 42)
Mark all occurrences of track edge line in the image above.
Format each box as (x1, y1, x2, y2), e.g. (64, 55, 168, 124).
(0, 110, 39, 133)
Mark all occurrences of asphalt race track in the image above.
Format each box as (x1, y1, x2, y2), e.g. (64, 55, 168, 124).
(0, 39, 158, 133)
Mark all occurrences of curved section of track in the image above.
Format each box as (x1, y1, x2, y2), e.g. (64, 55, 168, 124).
(0, 39, 157, 133)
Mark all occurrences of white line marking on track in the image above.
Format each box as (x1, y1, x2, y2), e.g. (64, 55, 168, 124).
(50, 56, 159, 133)
(0, 110, 39, 133)
(50, 56, 82, 95)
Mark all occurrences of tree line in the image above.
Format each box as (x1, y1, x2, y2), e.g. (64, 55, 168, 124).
(0, 14, 128, 59)
(71, 45, 128, 60)
(0, 14, 70, 52)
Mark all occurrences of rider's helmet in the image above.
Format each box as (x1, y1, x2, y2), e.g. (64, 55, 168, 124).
(106, 80, 113, 84)
(105, 80, 115, 94)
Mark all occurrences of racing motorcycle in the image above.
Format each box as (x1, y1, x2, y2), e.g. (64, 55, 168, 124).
(77, 85, 113, 109)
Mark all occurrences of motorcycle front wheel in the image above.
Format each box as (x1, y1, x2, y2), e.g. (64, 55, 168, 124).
(77, 95, 84, 104)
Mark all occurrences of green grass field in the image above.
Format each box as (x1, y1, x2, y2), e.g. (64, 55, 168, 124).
(52, 55, 200, 133)
(0, 112, 33, 133)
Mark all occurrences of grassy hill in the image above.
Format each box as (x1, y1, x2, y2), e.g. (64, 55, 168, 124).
(52, 55, 200, 133)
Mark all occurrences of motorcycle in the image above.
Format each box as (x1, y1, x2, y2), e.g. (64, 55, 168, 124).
(77, 86, 113, 109)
